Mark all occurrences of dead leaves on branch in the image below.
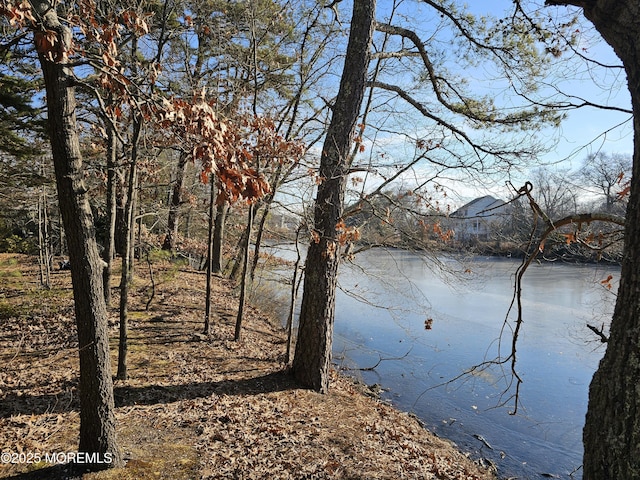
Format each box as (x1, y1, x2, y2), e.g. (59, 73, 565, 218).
(336, 219, 361, 245)
(0, 1, 35, 26)
(33, 29, 65, 61)
(600, 274, 614, 290)
(155, 95, 304, 205)
(74, 4, 150, 61)
(3, 0, 305, 209)
(1, 0, 142, 91)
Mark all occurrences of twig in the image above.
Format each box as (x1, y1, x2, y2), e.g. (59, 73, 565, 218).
(7, 332, 25, 365)
(586, 323, 608, 343)
(357, 346, 413, 371)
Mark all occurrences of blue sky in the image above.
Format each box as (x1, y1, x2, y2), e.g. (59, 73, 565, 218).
(278, 1, 633, 212)
(364, 0, 634, 204)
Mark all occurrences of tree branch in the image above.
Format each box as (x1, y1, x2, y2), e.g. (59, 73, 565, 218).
(500, 182, 623, 413)
(586, 323, 609, 343)
(369, 80, 506, 159)
(373, 21, 559, 132)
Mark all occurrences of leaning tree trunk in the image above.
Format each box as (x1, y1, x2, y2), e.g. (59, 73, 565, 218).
(234, 205, 253, 341)
(33, 0, 122, 468)
(581, 11, 640, 480)
(291, 0, 375, 393)
(545, 0, 640, 477)
(583, 79, 640, 478)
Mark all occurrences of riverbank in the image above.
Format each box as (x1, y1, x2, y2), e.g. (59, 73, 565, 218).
(263, 228, 623, 266)
(0, 254, 496, 480)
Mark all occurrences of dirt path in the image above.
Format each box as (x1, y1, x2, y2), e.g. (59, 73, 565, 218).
(0, 254, 495, 479)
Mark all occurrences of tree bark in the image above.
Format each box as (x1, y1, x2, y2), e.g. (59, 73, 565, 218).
(251, 197, 274, 280)
(102, 122, 118, 305)
(117, 116, 141, 381)
(229, 221, 250, 282)
(115, 185, 128, 256)
(234, 205, 253, 341)
(33, 0, 122, 467)
(291, 0, 375, 393)
(37, 180, 51, 289)
(212, 201, 228, 274)
(162, 152, 188, 252)
(544, 1, 640, 477)
(204, 177, 216, 335)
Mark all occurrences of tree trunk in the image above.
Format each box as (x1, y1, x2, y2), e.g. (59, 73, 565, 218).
(33, 1, 122, 467)
(229, 220, 251, 282)
(115, 184, 128, 256)
(117, 117, 141, 381)
(204, 177, 216, 335)
(212, 201, 228, 274)
(285, 225, 303, 365)
(102, 123, 118, 305)
(291, 0, 375, 393)
(251, 196, 272, 280)
(583, 95, 640, 479)
(162, 152, 188, 252)
(581, 7, 640, 477)
(234, 205, 253, 341)
(37, 181, 51, 289)
(544, 1, 640, 477)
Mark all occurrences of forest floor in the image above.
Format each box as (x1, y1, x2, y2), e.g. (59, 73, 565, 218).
(0, 253, 496, 480)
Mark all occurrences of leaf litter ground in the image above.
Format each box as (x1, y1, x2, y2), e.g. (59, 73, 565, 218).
(0, 254, 495, 480)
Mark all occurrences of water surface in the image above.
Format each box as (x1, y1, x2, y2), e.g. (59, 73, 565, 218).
(264, 246, 618, 479)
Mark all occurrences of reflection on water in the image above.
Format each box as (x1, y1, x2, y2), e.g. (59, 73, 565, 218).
(264, 245, 619, 480)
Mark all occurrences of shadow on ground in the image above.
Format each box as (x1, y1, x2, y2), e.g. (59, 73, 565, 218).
(0, 370, 297, 418)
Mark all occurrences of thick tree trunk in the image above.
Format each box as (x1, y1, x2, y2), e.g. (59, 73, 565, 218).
(34, 2, 122, 467)
(544, 1, 640, 477)
(583, 100, 640, 479)
(581, 13, 640, 478)
(291, 0, 375, 393)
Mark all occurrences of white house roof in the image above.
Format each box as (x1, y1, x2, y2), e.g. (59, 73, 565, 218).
(450, 195, 507, 218)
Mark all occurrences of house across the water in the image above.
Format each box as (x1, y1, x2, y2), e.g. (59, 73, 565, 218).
(450, 195, 509, 242)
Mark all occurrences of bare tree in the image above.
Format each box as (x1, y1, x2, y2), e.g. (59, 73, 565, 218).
(581, 151, 631, 214)
(530, 167, 579, 220)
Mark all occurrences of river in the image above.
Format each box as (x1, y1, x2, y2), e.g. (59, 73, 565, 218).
(261, 245, 619, 479)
